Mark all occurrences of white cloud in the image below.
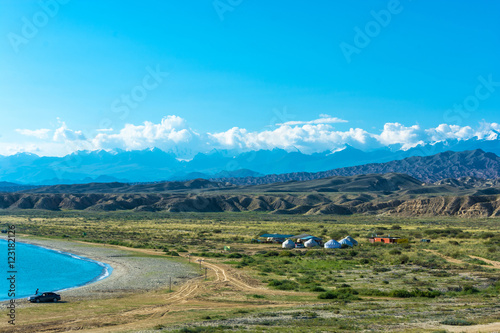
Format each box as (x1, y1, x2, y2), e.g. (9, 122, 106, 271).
(475, 122, 500, 140)
(53, 121, 86, 142)
(3, 116, 500, 157)
(16, 128, 51, 139)
(277, 116, 348, 126)
(425, 124, 475, 142)
(92, 115, 203, 153)
(376, 123, 424, 150)
(210, 123, 374, 153)
(0, 142, 78, 157)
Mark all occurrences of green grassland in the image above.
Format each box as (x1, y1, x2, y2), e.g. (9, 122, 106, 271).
(2, 210, 500, 332)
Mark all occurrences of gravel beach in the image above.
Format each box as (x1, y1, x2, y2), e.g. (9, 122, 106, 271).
(1, 237, 199, 305)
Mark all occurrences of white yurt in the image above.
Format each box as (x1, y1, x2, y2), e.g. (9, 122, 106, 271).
(345, 236, 358, 245)
(339, 238, 354, 247)
(282, 239, 295, 249)
(324, 239, 341, 249)
(304, 239, 319, 248)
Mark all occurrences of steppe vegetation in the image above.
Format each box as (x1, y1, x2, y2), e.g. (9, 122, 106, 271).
(1, 210, 499, 332)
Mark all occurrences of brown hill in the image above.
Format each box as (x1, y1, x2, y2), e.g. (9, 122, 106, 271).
(2, 190, 500, 217)
(20, 173, 423, 195)
(21, 178, 233, 194)
(236, 173, 423, 193)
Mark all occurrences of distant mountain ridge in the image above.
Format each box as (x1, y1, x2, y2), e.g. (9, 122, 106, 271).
(213, 149, 500, 184)
(0, 181, 39, 192)
(0, 137, 499, 185)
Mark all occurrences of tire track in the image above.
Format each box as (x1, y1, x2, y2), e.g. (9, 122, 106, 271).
(424, 249, 500, 269)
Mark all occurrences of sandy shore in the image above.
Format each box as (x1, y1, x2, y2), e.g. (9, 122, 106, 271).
(1, 236, 199, 306)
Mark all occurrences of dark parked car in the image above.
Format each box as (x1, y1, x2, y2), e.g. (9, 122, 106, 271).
(28, 292, 61, 303)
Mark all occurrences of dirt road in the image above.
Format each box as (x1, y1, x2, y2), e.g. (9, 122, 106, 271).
(424, 249, 500, 269)
(422, 249, 500, 333)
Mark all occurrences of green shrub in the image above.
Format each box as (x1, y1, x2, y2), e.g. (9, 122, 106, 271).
(461, 285, 479, 294)
(478, 232, 495, 239)
(487, 246, 498, 253)
(228, 253, 243, 258)
(389, 248, 401, 255)
(305, 250, 323, 257)
(373, 267, 391, 273)
(198, 252, 225, 258)
(290, 310, 318, 318)
(389, 289, 412, 298)
(357, 288, 389, 297)
(268, 279, 299, 290)
(430, 270, 452, 277)
(440, 319, 474, 326)
(412, 289, 441, 298)
(389, 289, 441, 298)
(318, 288, 359, 300)
(241, 257, 255, 265)
(263, 251, 280, 257)
(398, 255, 410, 264)
(279, 250, 294, 257)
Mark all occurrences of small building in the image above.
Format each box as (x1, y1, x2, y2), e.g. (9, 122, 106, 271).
(259, 233, 294, 244)
(324, 239, 342, 249)
(304, 239, 319, 248)
(290, 234, 323, 245)
(343, 236, 358, 246)
(339, 238, 354, 247)
(368, 236, 408, 244)
(420, 239, 431, 243)
(282, 239, 296, 249)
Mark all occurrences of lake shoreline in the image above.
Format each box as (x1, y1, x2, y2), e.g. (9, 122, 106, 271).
(0, 236, 198, 307)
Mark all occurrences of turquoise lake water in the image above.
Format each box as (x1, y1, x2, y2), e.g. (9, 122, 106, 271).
(0, 239, 112, 301)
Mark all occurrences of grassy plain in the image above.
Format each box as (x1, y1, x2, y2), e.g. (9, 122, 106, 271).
(1, 210, 499, 332)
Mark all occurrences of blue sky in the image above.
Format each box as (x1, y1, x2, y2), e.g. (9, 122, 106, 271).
(0, 0, 499, 156)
